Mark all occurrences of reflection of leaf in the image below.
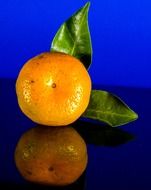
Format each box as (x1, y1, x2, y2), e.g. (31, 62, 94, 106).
(0, 172, 85, 190)
(73, 120, 135, 146)
(83, 90, 138, 127)
(51, 2, 92, 69)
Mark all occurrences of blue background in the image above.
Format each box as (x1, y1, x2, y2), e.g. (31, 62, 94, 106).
(0, 0, 151, 87)
(0, 1, 151, 189)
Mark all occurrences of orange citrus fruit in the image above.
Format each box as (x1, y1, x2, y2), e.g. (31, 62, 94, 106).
(16, 52, 91, 126)
(14, 126, 88, 186)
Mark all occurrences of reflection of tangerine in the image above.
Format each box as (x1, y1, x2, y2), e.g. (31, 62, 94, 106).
(14, 126, 88, 186)
(16, 52, 91, 126)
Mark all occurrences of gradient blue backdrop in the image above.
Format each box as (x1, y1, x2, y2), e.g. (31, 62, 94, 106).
(0, 0, 151, 87)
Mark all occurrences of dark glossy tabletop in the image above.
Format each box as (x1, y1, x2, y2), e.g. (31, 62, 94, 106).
(0, 78, 150, 190)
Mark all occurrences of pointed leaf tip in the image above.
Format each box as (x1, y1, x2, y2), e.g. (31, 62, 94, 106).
(133, 112, 138, 120)
(84, 2, 91, 9)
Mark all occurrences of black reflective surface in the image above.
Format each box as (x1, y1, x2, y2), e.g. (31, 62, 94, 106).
(0, 78, 150, 189)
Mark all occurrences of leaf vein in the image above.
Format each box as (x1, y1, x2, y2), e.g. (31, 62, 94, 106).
(66, 25, 75, 43)
(86, 108, 135, 118)
(71, 11, 87, 55)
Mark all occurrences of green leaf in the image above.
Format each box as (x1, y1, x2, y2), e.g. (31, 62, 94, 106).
(83, 90, 138, 127)
(51, 2, 92, 69)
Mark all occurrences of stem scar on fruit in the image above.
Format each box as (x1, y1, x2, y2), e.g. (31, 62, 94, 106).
(52, 83, 56, 88)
